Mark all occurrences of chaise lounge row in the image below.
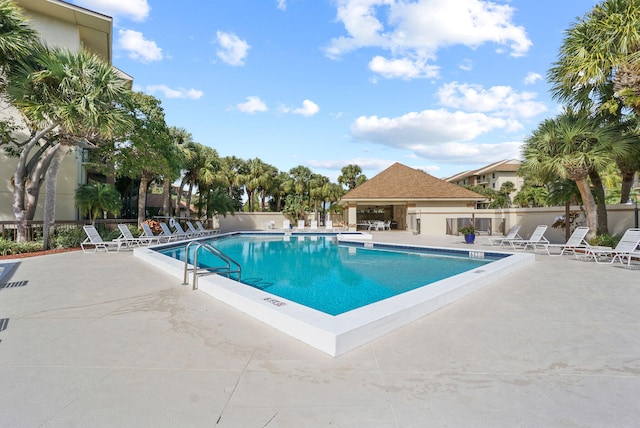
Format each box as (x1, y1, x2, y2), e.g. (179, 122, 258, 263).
(487, 224, 640, 269)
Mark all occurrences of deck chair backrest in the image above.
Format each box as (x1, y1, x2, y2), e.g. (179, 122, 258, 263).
(118, 224, 135, 240)
(173, 222, 187, 234)
(565, 226, 589, 246)
(83, 225, 104, 243)
(282, 219, 290, 229)
(186, 221, 198, 233)
(325, 220, 333, 230)
(160, 222, 173, 236)
(504, 224, 521, 239)
(141, 223, 155, 237)
(615, 228, 640, 251)
(310, 221, 318, 229)
(195, 221, 207, 232)
(297, 220, 305, 228)
(528, 225, 548, 242)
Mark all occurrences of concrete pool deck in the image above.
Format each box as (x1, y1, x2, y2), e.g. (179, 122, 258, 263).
(1, 232, 639, 427)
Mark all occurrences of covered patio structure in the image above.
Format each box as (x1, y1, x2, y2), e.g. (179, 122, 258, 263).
(340, 163, 485, 234)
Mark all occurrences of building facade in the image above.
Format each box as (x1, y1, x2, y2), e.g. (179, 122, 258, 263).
(0, 0, 130, 221)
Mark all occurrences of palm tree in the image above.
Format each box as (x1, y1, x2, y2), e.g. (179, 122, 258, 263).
(549, 0, 640, 204)
(6, 47, 131, 246)
(175, 142, 219, 219)
(75, 182, 121, 223)
(0, 0, 37, 74)
(162, 127, 190, 216)
(521, 109, 634, 240)
(338, 164, 367, 190)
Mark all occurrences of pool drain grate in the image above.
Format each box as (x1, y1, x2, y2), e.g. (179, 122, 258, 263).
(0, 280, 28, 289)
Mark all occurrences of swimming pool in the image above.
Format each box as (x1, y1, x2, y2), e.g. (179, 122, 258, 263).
(157, 235, 500, 315)
(134, 232, 535, 356)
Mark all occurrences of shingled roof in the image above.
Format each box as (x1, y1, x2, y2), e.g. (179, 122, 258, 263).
(341, 162, 485, 201)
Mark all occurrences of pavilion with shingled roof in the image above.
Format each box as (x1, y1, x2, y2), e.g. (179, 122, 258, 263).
(340, 163, 485, 233)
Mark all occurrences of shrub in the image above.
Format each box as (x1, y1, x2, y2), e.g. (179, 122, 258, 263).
(0, 238, 43, 256)
(53, 226, 86, 249)
(591, 233, 620, 248)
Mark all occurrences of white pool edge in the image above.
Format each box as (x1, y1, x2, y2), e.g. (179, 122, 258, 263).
(134, 238, 535, 357)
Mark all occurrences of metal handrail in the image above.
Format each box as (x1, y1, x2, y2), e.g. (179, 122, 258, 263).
(182, 241, 241, 290)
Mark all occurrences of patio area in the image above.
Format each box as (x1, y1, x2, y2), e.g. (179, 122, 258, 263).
(1, 232, 639, 427)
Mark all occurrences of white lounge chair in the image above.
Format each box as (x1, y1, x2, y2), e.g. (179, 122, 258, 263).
(282, 219, 291, 230)
(186, 221, 205, 237)
(81, 225, 122, 253)
(509, 225, 549, 251)
(542, 226, 590, 256)
(295, 220, 305, 230)
(195, 220, 218, 235)
(579, 228, 640, 264)
(325, 220, 334, 232)
(172, 222, 197, 238)
(159, 222, 186, 241)
(309, 221, 318, 231)
(488, 224, 522, 247)
(141, 223, 170, 243)
(116, 224, 147, 247)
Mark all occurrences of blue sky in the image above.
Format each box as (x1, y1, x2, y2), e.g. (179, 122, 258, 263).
(71, 0, 599, 181)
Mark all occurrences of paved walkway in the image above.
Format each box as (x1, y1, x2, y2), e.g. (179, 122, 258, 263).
(1, 233, 639, 427)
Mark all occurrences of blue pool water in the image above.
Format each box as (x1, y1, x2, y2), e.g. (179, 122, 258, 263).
(158, 234, 500, 316)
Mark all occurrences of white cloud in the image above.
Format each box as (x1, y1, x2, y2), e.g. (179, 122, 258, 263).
(276, 0, 286, 11)
(72, 0, 150, 21)
(307, 158, 394, 172)
(369, 55, 439, 79)
(294, 100, 320, 116)
(279, 100, 320, 116)
(436, 82, 547, 119)
(410, 141, 523, 163)
(118, 29, 163, 62)
(216, 31, 250, 66)
(145, 85, 203, 99)
(237, 96, 268, 113)
(524, 72, 543, 85)
(325, 0, 531, 80)
(458, 59, 473, 71)
(351, 109, 511, 145)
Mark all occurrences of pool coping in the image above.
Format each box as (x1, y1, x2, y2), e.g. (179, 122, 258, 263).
(134, 232, 535, 356)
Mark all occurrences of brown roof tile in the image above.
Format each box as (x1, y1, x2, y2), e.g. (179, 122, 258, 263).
(341, 162, 484, 200)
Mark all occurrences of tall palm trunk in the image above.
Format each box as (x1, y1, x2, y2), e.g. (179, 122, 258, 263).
(619, 169, 636, 203)
(42, 144, 70, 249)
(588, 169, 608, 235)
(162, 179, 172, 216)
(138, 174, 152, 226)
(574, 177, 598, 241)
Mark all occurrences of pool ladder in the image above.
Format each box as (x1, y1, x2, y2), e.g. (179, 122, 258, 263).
(182, 241, 241, 290)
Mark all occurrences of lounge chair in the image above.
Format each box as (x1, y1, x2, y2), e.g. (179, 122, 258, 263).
(309, 221, 318, 231)
(159, 222, 187, 241)
(488, 224, 522, 247)
(579, 228, 640, 264)
(81, 225, 122, 253)
(542, 226, 590, 256)
(282, 219, 291, 230)
(116, 224, 158, 247)
(173, 222, 197, 238)
(295, 220, 305, 230)
(508, 225, 549, 251)
(325, 220, 334, 232)
(186, 221, 205, 237)
(141, 223, 170, 243)
(196, 220, 218, 235)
